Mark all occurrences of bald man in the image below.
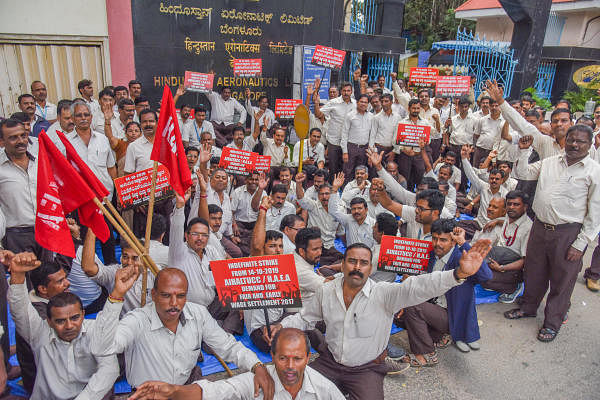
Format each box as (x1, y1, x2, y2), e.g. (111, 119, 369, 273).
(129, 328, 345, 400)
(92, 268, 275, 398)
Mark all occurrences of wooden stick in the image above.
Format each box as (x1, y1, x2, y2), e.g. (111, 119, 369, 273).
(141, 162, 159, 307)
(102, 198, 160, 276)
(298, 139, 305, 173)
(214, 353, 234, 377)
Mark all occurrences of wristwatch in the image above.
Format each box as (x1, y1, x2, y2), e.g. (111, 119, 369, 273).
(453, 268, 467, 283)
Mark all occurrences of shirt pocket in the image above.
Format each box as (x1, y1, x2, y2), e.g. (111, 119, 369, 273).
(89, 147, 109, 168)
(348, 313, 378, 338)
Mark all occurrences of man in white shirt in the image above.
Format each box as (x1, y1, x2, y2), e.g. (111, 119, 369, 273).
(341, 94, 373, 183)
(77, 79, 100, 116)
(341, 165, 371, 207)
(182, 106, 215, 148)
(124, 109, 158, 174)
(17, 94, 49, 137)
(369, 94, 404, 161)
(293, 128, 325, 175)
(448, 97, 477, 191)
(45, 100, 75, 153)
(261, 126, 289, 168)
(296, 173, 342, 266)
(472, 96, 491, 120)
(277, 166, 297, 206)
(148, 213, 169, 268)
(206, 204, 230, 259)
(418, 89, 442, 162)
(268, 240, 492, 399)
(31, 80, 57, 123)
(91, 88, 122, 136)
(231, 171, 264, 256)
(263, 184, 296, 231)
(328, 172, 375, 248)
(207, 86, 247, 147)
(5, 251, 118, 399)
(279, 214, 306, 254)
(473, 99, 503, 167)
(314, 82, 356, 176)
(177, 103, 193, 134)
(505, 127, 600, 342)
(92, 265, 275, 395)
(129, 328, 344, 400)
(245, 88, 276, 134)
(226, 126, 250, 151)
(478, 191, 532, 303)
(128, 80, 142, 103)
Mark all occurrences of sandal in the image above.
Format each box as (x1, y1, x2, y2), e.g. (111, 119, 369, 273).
(503, 308, 536, 320)
(537, 327, 558, 342)
(435, 334, 452, 349)
(400, 352, 438, 367)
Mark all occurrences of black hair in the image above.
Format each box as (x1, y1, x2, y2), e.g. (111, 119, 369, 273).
(271, 184, 288, 196)
(139, 109, 157, 121)
(121, 238, 144, 253)
(381, 93, 393, 102)
(408, 98, 420, 108)
(77, 79, 92, 91)
(114, 85, 128, 94)
(576, 116, 596, 130)
(280, 214, 303, 231)
(128, 80, 142, 87)
(357, 94, 369, 102)
(341, 81, 353, 90)
(219, 86, 232, 93)
(186, 217, 209, 233)
(194, 106, 207, 114)
(180, 103, 192, 110)
(445, 151, 457, 160)
(18, 94, 34, 104)
(118, 98, 135, 109)
(98, 88, 114, 99)
(150, 214, 167, 240)
(57, 100, 73, 116)
(349, 197, 367, 208)
(134, 96, 149, 106)
(125, 121, 141, 133)
(506, 190, 529, 206)
(417, 88, 430, 97)
(208, 204, 223, 215)
(556, 99, 571, 110)
(343, 242, 372, 260)
(232, 125, 245, 135)
(375, 213, 398, 236)
(496, 160, 513, 170)
(458, 96, 472, 106)
(295, 227, 321, 251)
(525, 109, 540, 119)
(439, 163, 454, 177)
(567, 124, 594, 143)
(509, 99, 521, 107)
(270, 328, 311, 356)
(47, 292, 83, 320)
(185, 146, 199, 155)
(309, 127, 322, 135)
(479, 96, 492, 103)
(313, 169, 328, 180)
(430, 218, 457, 235)
(265, 230, 283, 242)
(30, 261, 63, 295)
(416, 189, 445, 213)
(489, 168, 505, 179)
(258, 95, 268, 103)
(520, 95, 533, 103)
(8, 112, 29, 124)
(550, 107, 572, 122)
(418, 177, 439, 190)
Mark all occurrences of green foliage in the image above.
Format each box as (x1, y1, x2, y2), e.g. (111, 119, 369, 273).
(523, 88, 553, 111)
(561, 81, 600, 113)
(403, 0, 475, 51)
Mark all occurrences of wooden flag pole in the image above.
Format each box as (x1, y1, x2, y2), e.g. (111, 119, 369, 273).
(102, 200, 160, 276)
(215, 354, 234, 377)
(298, 139, 305, 173)
(141, 161, 159, 307)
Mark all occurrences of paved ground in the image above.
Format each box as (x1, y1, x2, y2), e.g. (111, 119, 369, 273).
(200, 246, 599, 400)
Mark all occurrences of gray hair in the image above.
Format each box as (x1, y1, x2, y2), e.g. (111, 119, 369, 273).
(70, 99, 91, 115)
(355, 165, 368, 173)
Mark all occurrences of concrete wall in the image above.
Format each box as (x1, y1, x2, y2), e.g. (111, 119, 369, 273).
(475, 17, 514, 42)
(0, 0, 108, 36)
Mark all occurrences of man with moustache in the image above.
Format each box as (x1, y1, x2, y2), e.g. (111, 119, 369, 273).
(31, 80, 57, 123)
(418, 89, 442, 162)
(267, 240, 492, 399)
(207, 86, 247, 147)
(127, 328, 344, 400)
(505, 126, 600, 342)
(231, 171, 265, 256)
(182, 106, 215, 149)
(45, 100, 75, 153)
(341, 94, 373, 183)
(92, 267, 274, 397)
(17, 93, 50, 137)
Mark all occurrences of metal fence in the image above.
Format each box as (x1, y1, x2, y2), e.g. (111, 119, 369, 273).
(350, 0, 378, 35)
(367, 55, 396, 88)
(534, 61, 557, 100)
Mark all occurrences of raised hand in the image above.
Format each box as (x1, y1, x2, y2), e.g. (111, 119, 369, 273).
(518, 135, 533, 150)
(175, 85, 186, 98)
(260, 194, 273, 210)
(197, 173, 208, 194)
(460, 144, 473, 159)
(361, 74, 369, 83)
(199, 143, 212, 164)
(175, 187, 192, 209)
(488, 149, 498, 161)
(353, 69, 361, 81)
(295, 172, 306, 184)
(450, 227, 466, 246)
(102, 101, 113, 121)
(366, 148, 384, 171)
(331, 172, 345, 191)
(255, 109, 265, 121)
(457, 239, 492, 279)
(390, 72, 397, 81)
(314, 77, 322, 90)
(245, 88, 251, 99)
(485, 80, 504, 104)
(258, 172, 270, 190)
(306, 84, 314, 97)
(112, 265, 140, 299)
(8, 252, 41, 275)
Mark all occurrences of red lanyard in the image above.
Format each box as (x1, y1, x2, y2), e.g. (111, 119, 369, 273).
(502, 223, 518, 247)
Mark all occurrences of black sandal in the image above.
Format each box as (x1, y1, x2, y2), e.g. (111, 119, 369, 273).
(537, 327, 558, 342)
(503, 308, 536, 320)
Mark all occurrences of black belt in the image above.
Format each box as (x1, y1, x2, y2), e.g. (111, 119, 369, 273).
(6, 226, 34, 233)
(237, 221, 256, 230)
(535, 219, 582, 231)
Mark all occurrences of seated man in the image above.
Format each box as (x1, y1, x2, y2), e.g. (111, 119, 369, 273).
(277, 167, 297, 206)
(279, 214, 306, 255)
(341, 165, 371, 208)
(231, 171, 264, 256)
(207, 204, 229, 260)
(4, 251, 118, 399)
(399, 221, 492, 367)
(129, 328, 345, 400)
(207, 86, 247, 147)
(478, 190, 532, 303)
(148, 214, 169, 268)
(93, 268, 274, 395)
(262, 184, 296, 232)
(268, 240, 492, 398)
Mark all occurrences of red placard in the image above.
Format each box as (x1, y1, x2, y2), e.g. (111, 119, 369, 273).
(114, 166, 175, 210)
(211, 254, 302, 310)
(435, 76, 471, 97)
(275, 99, 302, 118)
(409, 67, 438, 87)
(184, 71, 214, 93)
(218, 147, 272, 175)
(311, 45, 346, 70)
(233, 59, 262, 77)
(396, 123, 431, 147)
(377, 235, 433, 275)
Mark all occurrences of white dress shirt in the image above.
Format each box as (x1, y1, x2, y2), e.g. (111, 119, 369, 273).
(183, 120, 215, 147)
(169, 207, 218, 306)
(319, 97, 356, 146)
(449, 113, 478, 146)
(245, 100, 276, 134)
(35, 101, 57, 121)
(0, 150, 37, 228)
(149, 240, 169, 268)
(293, 252, 327, 306)
(340, 180, 371, 207)
(207, 91, 247, 125)
(293, 139, 325, 167)
(298, 196, 339, 249)
(231, 185, 264, 222)
(369, 109, 404, 148)
(8, 283, 118, 400)
(93, 300, 260, 387)
(67, 130, 116, 198)
(475, 114, 504, 150)
(341, 110, 373, 153)
(328, 192, 375, 248)
(124, 135, 155, 173)
(260, 130, 289, 166)
(488, 213, 533, 257)
(515, 151, 600, 251)
(84, 98, 101, 116)
(281, 272, 461, 367)
(243, 308, 285, 334)
(434, 163, 461, 187)
(0, 207, 5, 243)
(420, 106, 441, 140)
(92, 112, 123, 138)
(282, 233, 295, 254)
(195, 364, 345, 400)
(265, 201, 296, 231)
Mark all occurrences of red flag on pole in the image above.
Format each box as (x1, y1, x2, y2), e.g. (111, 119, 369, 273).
(150, 85, 192, 197)
(55, 131, 110, 242)
(35, 132, 78, 257)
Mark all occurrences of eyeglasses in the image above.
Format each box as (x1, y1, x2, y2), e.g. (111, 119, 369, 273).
(416, 206, 432, 212)
(74, 113, 91, 118)
(189, 232, 209, 239)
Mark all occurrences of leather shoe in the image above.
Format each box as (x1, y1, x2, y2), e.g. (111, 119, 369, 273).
(586, 278, 600, 292)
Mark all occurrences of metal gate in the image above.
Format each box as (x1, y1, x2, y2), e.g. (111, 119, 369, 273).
(433, 28, 517, 100)
(534, 61, 557, 100)
(367, 55, 395, 89)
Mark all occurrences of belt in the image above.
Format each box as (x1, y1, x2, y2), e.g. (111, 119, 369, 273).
(536, 219, 582, 231)
(237, 221, 256, 229)
(6, 226, 34, 233)
(349, 143, 369, 149)
(375, 144, 394, 151)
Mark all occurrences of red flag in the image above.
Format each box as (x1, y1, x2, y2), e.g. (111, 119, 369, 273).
(150, 85, 192, 197)
(37, 132, 110, 244)
(35, 132, 78, 257)
(55, 131, 110, 242)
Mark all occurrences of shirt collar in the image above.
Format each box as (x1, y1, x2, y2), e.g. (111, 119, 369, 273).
(0, 149, 36, 164)
(510, 213, 530, 227)
(149, 302, 190, 331)
(436, 248, 454, 265)
(29, 290, 49, 304)
(559, 153, 591, 167)
(49, 321, 87, 344)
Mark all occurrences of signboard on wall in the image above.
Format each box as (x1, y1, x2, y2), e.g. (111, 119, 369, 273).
(131, 1, 340, 112)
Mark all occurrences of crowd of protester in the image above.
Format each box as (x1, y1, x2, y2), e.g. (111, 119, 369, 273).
(0, 70, 599, 399)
